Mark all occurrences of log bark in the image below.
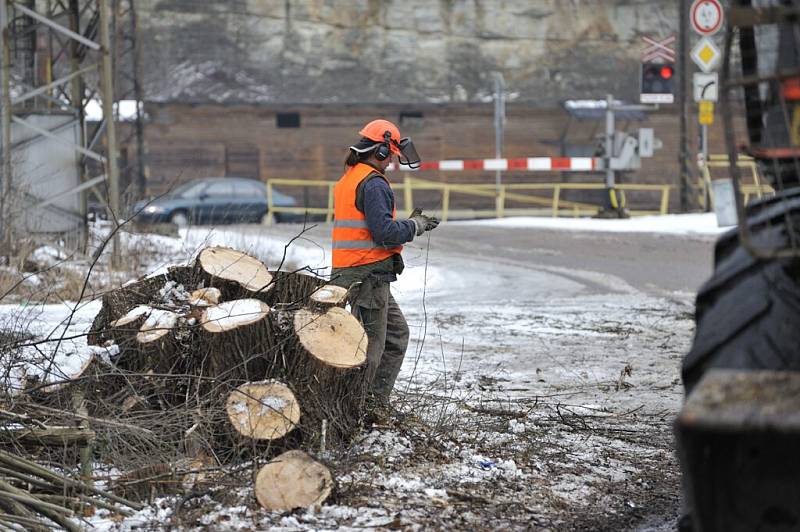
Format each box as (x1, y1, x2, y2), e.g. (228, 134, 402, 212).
(107, 309, 183, 376)
(135, 309, 181, 372)
(226, 381, 300, 440)
(199, 299, 272, 382)
(195, 247, 274, 301)
(267, 307, 368, 442)
(267, 270, 325, 308)
(254, 450, 333, 511)
(87, 266, 194, 345)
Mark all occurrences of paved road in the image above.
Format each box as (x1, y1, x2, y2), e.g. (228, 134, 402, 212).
(258, 220, 717, 295)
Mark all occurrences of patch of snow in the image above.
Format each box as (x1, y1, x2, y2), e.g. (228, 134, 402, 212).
(354, 430, 413, 457)
(158, 280, 190, 307)
(384, 475, 426, 491)
(509, 419, 526, 433)
(314, 288, 333, 300)
(259, 396, 289, 414)
(29, 245, 67, 268)
(205, 299, 266, 328)
(423, 487, 449, 500)
(117, 305, 152, 323)
(458, 213, 729, 236)
(141, 308, 178, 331)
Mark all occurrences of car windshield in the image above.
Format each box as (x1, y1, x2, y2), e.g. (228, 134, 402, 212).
(171, 181, 207, 198)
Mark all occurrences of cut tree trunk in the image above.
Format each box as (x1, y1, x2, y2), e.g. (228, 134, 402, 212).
(308, 285, 348, 310)
(113, 309, 183, 375)
(195, 247, 273, 301)
(226, 381, 300, 440)
(254, 450, 333, 511)
(87, 266, 194, 346)
(271, 307, 368, 442)
(189, 287, 221, 306)
(107, 305, 152, 348)
(293, 307, 367, 369)
(268, 270, 326, 308)
(199, 299, 272, 382)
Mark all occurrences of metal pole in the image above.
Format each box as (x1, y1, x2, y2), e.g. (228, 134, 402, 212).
(68, 0, 88, 252)
(605, 94, 615, 190)
(1, 0, 12, 255)
(128, 0, 146, 199)
(493, 72, 505, 216)
(701, 123, 709, 210)
(99, 0, 121, 265)
(679, 0, 691, 212)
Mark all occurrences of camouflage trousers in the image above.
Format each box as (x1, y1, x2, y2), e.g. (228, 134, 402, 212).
(350, 278, 409, 402)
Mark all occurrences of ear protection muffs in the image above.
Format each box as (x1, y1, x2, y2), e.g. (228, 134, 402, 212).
(374, 131, 392, 161)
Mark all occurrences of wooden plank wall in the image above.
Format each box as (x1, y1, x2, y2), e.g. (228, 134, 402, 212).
(128, 102, 740, 212)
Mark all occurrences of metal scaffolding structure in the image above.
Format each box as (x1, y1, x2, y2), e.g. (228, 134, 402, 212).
(0, 0, 143, 261)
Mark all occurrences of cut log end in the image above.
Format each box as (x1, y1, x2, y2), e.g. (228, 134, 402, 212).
(309, 285, 348, 308)
(189, 287, 221, 306)
(255, 450, 333, 511)
(294, 307, 367, 369)
(197, 246, 273, 294)
(201, 299, 270, 334)
(226, 381, 300, 440)
(136, 309, 178, 344)
(110, 305, 153, 328)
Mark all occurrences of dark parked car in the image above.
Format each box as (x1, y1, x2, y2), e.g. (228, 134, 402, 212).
(131, 177, 298, 226)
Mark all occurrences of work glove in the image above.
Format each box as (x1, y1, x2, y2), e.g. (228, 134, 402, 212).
(409, 208, 440, 236)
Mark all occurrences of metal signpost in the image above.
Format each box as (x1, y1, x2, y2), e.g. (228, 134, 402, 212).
(690, 0, 724, 211)
(493, 72, 505, 216)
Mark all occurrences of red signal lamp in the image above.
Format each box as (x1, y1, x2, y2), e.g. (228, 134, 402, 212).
(660, 65, 674, 79)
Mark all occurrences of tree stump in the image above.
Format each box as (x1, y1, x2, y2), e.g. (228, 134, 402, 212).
(200, 299, 272, 382)
(107, 305, 152, 349)
(226, 381, 300, 441)
(276, 307, 368, 441)
(254, 450, 333, 511)
(268, 270, 326, 308)
(113, 309, 182, 375)
(195, 247, 273, 301)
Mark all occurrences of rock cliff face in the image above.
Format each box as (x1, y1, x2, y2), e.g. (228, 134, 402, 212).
(138, 0, 678, 106)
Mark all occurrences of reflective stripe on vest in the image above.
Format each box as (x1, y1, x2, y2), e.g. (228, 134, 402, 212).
(332, 163, 402, 268)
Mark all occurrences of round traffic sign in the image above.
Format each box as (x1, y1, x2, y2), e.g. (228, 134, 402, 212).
(690, 0, 723, 36)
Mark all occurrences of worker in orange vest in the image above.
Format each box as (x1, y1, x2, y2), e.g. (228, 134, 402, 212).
(331, 119, 439, 405)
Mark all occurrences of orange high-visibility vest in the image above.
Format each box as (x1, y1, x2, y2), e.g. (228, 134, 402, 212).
(332, 163, 402, 268)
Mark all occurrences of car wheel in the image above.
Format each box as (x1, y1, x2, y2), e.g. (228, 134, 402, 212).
(169, 210, 190, 228)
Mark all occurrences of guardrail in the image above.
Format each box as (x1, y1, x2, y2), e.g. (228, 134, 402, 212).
(699, 154, 775, 207)
(265, 176, 671, 224)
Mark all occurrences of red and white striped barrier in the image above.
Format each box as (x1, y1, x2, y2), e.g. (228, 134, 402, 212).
(389, 157, 600, 172)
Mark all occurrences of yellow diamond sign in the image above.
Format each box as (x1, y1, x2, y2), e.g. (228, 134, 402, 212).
(691, 36, 721, 73)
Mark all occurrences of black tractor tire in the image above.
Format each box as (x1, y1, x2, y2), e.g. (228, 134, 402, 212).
(682, 194, 800, 395)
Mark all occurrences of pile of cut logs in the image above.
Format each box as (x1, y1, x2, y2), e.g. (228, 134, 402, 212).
(38, 246, 366, 511)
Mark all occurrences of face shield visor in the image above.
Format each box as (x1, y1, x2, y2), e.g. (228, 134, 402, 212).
(394, 137, 421, 169)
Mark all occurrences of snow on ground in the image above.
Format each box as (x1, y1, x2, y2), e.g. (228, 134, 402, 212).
(0, 216, 700, 530)
(460, 212, 730, 236)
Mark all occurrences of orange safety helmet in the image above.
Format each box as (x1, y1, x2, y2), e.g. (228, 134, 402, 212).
(359, 119, 402, 155)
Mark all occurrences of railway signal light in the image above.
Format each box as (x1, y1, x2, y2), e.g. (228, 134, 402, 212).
(641, 62, 675, 104)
